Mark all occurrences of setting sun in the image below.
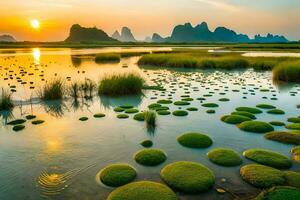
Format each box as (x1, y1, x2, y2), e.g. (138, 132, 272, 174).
(30, 19, 40, 29)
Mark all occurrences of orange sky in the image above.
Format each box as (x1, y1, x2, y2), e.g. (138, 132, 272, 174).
(0, 0, 299, 41)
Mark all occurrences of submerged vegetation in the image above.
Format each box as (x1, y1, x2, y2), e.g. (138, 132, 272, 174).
(98, 73, 144, 96)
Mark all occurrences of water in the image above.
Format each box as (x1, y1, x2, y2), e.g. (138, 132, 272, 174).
(0, 48, 299, 200)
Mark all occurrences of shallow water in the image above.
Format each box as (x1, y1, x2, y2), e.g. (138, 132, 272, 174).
(0, 47, 299, 200)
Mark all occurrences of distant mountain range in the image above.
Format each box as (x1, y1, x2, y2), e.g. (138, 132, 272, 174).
(151, 22, 289, 43)
(65, 24, 117, 43)
(0, 35, 16, 42)
(112, 27, 136, 42)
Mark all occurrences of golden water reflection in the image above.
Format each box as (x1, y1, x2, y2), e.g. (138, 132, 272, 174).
(32, 48, 40, 64)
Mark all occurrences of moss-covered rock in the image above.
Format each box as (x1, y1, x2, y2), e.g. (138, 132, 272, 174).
(12, 124, 25, 131)
(231, 111, 256, 119)
(140, 140, 153, 148)
(160, 161, 215, 193)
(94, 113, 106, 118)
(32, 120, 45, 125)
(106, 181, 177, 200)
(125, 108, 139, 114)
(133, 113, 145, 121)
(236, 107, 262, 114)
(172, 110, 188, 116)
(207, 148, 242, 166)
(284, 171, 300, 188)
(117, 114, 129, 119)
(238, 121, 274, 133)
(221, 115, 252, 124)
(286, 123, 300, 130)
(174, 101, 190, 106)
(99, 164, 136, 187)
(202, 103, 219, 108)
(206, 110, 215, 114)
(148, 103, 162, 109)
(157, 110, 171, 115)
(256, 104, 276, 109)
(157, 99, 173, 104)
(134, 149, 167, 166)
(114, 107, 125, 112)
(219, 98, 230, 102)
(264, 131, 300, 145)
(267, 109, 285, 115)
(287, 117, 300, 123)
(243, 149, 292, 169)
(254, 186, 300, 200)
(186, 107, 198, 111)
(240, 164, 286, 188)
(177, 132, 212, 148)
(269, 121, 285, 126)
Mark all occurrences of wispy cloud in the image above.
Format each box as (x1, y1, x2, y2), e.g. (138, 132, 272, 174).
(193, 0, 241, 12)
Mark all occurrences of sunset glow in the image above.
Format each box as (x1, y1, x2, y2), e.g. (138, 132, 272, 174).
(30, 19, 40, 29)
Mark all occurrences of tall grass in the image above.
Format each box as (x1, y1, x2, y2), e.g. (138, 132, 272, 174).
(273, 61, 300, 83)
(69, 82, 80, 99)
(95, 53, 120, 63)
(98, 73, 144, 96)
(144, 110, 156, 128)
(120, 51, 150, 58)
(39, 79, 65, 100)
(80, 79, 96, 99)
(0, 89, 14, 111)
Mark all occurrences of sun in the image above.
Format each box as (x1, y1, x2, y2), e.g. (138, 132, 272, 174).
(31, 19, 40, 29)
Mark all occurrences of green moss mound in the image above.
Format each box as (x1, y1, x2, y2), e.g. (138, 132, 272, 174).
(255, 186, 300, 200)
(157, 99, 173, 104)
(267, 109, 285, 115)
(269, 121, 285, 126)
(288, 117, 300, 123)
(291, 146, 300, 163)
(172, 110, 188, 116)
(99, 164, 136, 187)
(106, 181, 177, 200)
(219, 98, 230, 102)
(125, 108, 139, 114)
(284, 171, 300, 188)
(32, 120, 45, 125)
(117, 114, 129, 119)
(236, 107, 262, 114)
(120, 105, 133, 109)
(140, 140, 153, 148)
(79, 117, 88, 121)
(153, 106, 169, 111)
(206, 109, 215, 114)
(202, 103, 219, 108)
(243, 149, 292, 169)
(177, 132, 212, 148)
(286, 123, 300, 130)
(264, 131, 300, 145)
(181, 97, 193, 101)
(25, 115, 36, 120)
(157, 110, 171, 115)
(134, 149, 167, 166)
(114, 107, 125, 112)
(94, 113, 106, 118)
(207, 148, 242, 166)
(238, 121, 274, 133)
(256, 104, 276, 109)
(240, 164, 286, 188)
(221, 115, 252, 124)
(160, 161, 215, 193)
(133, 113, 145, 121)
(148, 103, 161, 109)
(186, 107, 198, 111)
(7, 119, 26, 125)
(12, 125, 25, 131)
(231, 111, 256, 119)
(174, 101, 190, 106)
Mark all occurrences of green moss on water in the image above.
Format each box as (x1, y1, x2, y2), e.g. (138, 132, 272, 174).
(284, 171, 300, 188)
(267, 109, 285, 115)
(32, 120, 45, 125)
(117, 114, 129, 119)
(174, 101, 190, 106)
(140, 140, 153, 148)
(181, 97, 193, 101)
(207, 148, 242, 166)
(238, 121, 274, 133)
(106, 181, 177, 200)
(157, 99, 172, 104)
(160, 161, 215, 193)
(25, 115, 36, 120)
(94, 113, 106, 118)
(236, 107, 262, 114)
(12, 124, 25, 131)
(206, 110, 215, 114)
(7, 119, 26, 125)
(120, 105, 134, 109)
(125, 108, 139, 114)
(264, 131, 300, 145)
(255, 186, 300, 200)
(186, 107, 198, 111)
(202, 103, 219, 108)
(269, 121, 285, 126)
(79, 117, 88, 121)
(219, 98, 230, 102)
(148, 103, 162, 109)
(256, 104, 276, 109)
(240, 164, 286, 188)
(172, 110, 188, 116)
(231, 111, 256, 119)
(157, 110, 171, 115)
(243, 148, 292, 169)
(99, 164, 136, 187)
(134, 149, 167, 166)
(286, 123, 300, 130)
(133, 113, 145, 121)
(114, 107, 125, 112)
(177, 132, 212, 148)
(287, 117, 300, 123)
(221, 115, 252, 124)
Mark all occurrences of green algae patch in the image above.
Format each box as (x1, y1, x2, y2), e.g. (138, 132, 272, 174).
(177, 132, 212, 148)
(32, 120, 45, 125)
(157, 110, 171, 115)
(7, 119, 26, 125)
(267, 109, 285, 115)
(286, 123, 300, 130)
(157, 99, 173, 104)
(207, 148, 242, 166)
(202, 103, 219, 108)
(206, 109, 215, 114)
(172, 110, 188, 116)
(124, 108, 139, 114)
(93, 113, 106, 118)
(133, 113, 145, 121)
(256, 104, 276, 109)
(186, 107, 198, 111)
(240, 164, 285, 188)
(25, 115, 36, 120)
(255, 186, 300, 200)
(134, 149, 167, 166)
(269, 121, 285, 126)
(106, 181, 177, 200)
(284, 171, 300, 188)
(174, 101, 190, 106)
(79, 117, 88, 121)
(113, 107, 125, 112)
(117, 114, 129, 119)
(99, 164, 136, 187)
(238, 121, 274, 133)
(140, 140, 153, 148)
(243, 148, 292, 169)
(288, 117, 300, 123)
(264, 131, 300, 145)
(160, 161, 215, 193)
(221, 115, 252, 124)
(231, 111, 256, 119)
(12, 124, 25, 132)
(236, 107, 262, 114)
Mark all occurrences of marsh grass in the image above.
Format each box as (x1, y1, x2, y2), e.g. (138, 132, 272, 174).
(39, 79, 65, 100)
(273, 61, 300, 83)
(144, 110, 156, 128)
(98, 73, 144, 96)
(0, 89, 14, 111)
(80, 79, 96, 99)
(69, 82, 80, 99)
(95, 53, 120, 63)
(120, 51, 150, 58)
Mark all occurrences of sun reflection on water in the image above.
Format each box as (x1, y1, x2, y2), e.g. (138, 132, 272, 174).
(32, 48, 40, 64)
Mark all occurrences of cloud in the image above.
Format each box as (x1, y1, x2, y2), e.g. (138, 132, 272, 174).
(193, 0, 241, 12)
